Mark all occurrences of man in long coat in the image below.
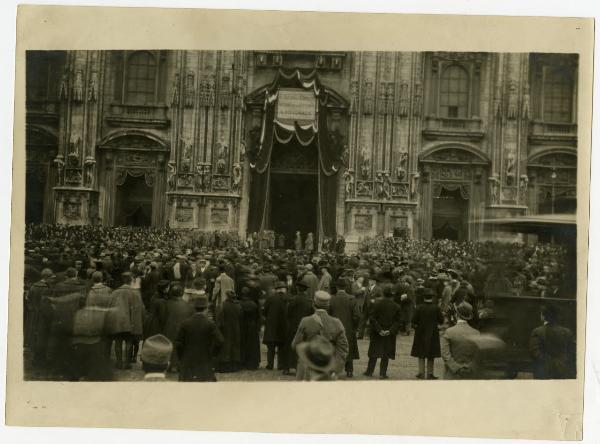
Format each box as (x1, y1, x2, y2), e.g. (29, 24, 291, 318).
(357, 273, 383, 339)
(284, 278, 314, 373)
(163, 283, 194, 372)
(216, 290, 243, 372)
(176, 296, 224, 382)
(291, 291, 349, 380)
(329, 278, 360, 377)
(239, 287, 261, 370)
(364, 286, 402, 379)
(263, 281, 289, 370)
(26, 268, 55, 366)
(410, 288, 444, 379)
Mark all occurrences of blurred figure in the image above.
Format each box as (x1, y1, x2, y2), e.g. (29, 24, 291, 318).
(296, 336, 337, 381)
(440, 302, 480, 379)
(411, 288, 443, 380)
(216, 290, 242, 372)
(140, 334, 173, 381)
(529, 305, 575, 379)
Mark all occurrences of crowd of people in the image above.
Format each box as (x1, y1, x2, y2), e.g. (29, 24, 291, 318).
(23, 224, 575, 382)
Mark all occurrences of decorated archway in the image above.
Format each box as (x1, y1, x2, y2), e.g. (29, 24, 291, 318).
(419, 144, 490, 240)
(244, 68, 348, 243)
(98, 132, 170, 226)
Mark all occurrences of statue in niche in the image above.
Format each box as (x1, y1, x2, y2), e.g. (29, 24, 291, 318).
(87, 71, 98, 102)
(522, 83, 530, 120)
(72, 69, 84, 103)
(207, 76, 216, 108)
(488, 175, 500, 205)
(59, 68, 69, 101)
(272, 54, 283, 66)
(519, 174, 529, 205)
(184, 71, 195, 108)
(363, 81, 374, 115)
(360, 147, 371, 180)
(84, 157, 96, 188)
(343, 169, 355, 197)
(507, 81, 518, 119)
(505, 150, 516, 185)
(167, 161, 177, 191)
(171, 72, 180, 106)
(216, 141, 229, 174)
(349, 80, 359, 114)
(232, 163, 242, 193)
(382, 172, 391, 199)
(68, 135, 81, 167)
(410, 172, 420, 197)
(395, 151, 408, 181)
(180, 137, 193, 173)
(493, 81, 502, 117)
(375, 172, 385, 199)
(413, 82, 423, 116)
(397, 82, 409, 117)
(328, 128, 346, 165)
(54, 155, 65, 186)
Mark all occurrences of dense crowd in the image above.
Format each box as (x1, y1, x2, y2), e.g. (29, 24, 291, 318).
(23, 224, 575, 382)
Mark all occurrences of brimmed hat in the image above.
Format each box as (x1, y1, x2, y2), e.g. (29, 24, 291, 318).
(193, 295, 209, 309)
(456, 301, 473, 320)
(274, 281, 287, 290)
(141, 334, 173, 366)
(296, 336, 336, 373)
(296, 275, 312, 289)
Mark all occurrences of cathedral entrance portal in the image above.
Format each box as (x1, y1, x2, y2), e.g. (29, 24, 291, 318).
(432, 187, 469, 241)
(115, 174, 153, 226)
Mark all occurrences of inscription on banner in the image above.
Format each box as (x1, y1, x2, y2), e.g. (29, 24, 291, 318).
(276, 88, 316, 123)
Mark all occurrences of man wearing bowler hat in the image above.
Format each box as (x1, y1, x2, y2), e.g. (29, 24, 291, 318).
(175, 295, 224, 382)
(440, 301, 481, 379)
(141, 334, 173, 381)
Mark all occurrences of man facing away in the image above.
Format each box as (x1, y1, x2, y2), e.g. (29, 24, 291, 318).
(440, 301, 481, 379)
(140, 334, 173, 381)
(175, 295, 224, 382)
(291, 291, 349, 381)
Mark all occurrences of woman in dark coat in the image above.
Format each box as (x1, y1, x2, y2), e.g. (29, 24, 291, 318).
(411, 288, 444, 379)
(216, 290, 243, 372)
(239, 287, 261, 370)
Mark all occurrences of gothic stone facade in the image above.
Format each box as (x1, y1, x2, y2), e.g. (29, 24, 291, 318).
(25, 51, 578, 244)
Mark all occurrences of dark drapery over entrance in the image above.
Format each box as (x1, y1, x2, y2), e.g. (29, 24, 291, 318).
(115, 173, 153, 226)
(247, 68, 344, 240)
(432, 186, 469, 241)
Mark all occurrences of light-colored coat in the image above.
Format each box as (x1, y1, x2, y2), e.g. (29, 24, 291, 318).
(440, 320, 481, 379)
(212, 272, 235, 307)
(291, 309, 349, 380)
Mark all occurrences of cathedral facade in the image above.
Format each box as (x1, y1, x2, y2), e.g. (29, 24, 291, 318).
(25, 50, 578, 247)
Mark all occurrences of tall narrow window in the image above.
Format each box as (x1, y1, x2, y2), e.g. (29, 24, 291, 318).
(439, 65, 469, 118)
(543, 67, 573, 123)
(125, 51, 157, 105)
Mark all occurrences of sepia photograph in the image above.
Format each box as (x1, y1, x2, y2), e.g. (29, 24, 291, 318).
(22, 48, 579, 383)
(6, 5, 595, 440)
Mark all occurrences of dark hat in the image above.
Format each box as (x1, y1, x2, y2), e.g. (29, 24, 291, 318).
(141, 334, 173, 366)
(423, 288, 435, 300)
(456, 301, 473, 320)
(274, 281, 287, 290)
(296, 336, 336, 373)
(296, 275, 311, 289)
(335, 277, 348, 291)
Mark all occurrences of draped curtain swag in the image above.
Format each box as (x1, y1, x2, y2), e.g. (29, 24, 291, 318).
(247, 69, 342, 238)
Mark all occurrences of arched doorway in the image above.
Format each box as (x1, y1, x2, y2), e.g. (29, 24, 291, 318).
(25, 127, 58, 224)
(115, 173, 153, 226)
(244, 69, 348, 245)
(419, 145, 489, 240)
(98, 132, 169, 227)
(268, 138, 319, 248)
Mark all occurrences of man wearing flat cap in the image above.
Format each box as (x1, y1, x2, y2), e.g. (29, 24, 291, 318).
(440, 301, 481, 379)
(291, 291, 349, 380)
(141, 334, 173, 381)
(175, 295, 224, 382)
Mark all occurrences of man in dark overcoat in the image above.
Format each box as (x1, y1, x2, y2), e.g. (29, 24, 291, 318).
(329, 278, 361, 378)
(216, 290, 243, 372)
(26, 268, 55, 366)
(364, 285, 402, 379)
(239, 286, 261, 370)
(284, 277, 314, 373)
(410, 288, 444, 379)
(357, 272, 383, 339)
(176, 295, 224, 382)
(262, 281, 289, 370)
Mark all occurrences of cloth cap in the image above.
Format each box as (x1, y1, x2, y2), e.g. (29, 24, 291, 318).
(313, 291, 331, 308)
(141, 334, 173, 366)
(296, 275, 312, 289)
(41, 268, 55, 279)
